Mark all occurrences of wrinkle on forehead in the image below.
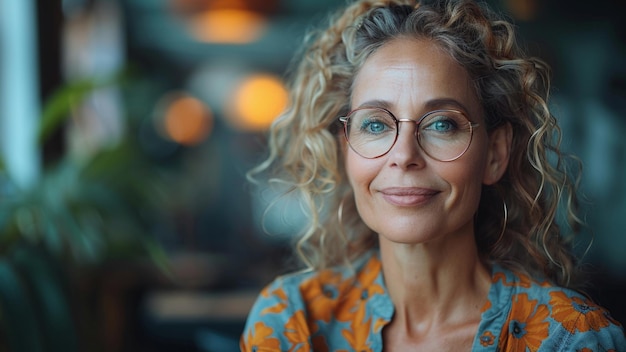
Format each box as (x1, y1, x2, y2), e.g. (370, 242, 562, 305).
(350, 38, 481, 120)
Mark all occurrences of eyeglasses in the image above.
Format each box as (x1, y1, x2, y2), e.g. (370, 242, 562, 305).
(339, 108, 479, 161)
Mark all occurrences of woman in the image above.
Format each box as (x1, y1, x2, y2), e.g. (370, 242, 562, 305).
(241, 0, 626, 350)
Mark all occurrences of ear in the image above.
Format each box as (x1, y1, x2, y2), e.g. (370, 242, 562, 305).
(483, 123, 512, 185)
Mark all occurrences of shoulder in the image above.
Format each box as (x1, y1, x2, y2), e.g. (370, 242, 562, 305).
(240, 251, 385, 351)
(262, 250, 384, 304)
(241, 268, 322, 335)
(491, 266, 626, 351)
(239, 269, 324, 352)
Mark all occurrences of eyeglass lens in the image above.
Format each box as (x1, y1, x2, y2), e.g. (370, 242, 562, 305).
(342, 108, 474, 161)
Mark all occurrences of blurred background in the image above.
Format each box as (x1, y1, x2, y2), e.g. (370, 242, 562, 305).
(0, 0, 624, 351)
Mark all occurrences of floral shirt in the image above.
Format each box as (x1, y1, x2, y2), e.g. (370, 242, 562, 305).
(241, 251, 626, 351)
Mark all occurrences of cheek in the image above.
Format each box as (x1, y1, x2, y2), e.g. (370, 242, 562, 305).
(345, 152, 365, 190)
(458, 134, 490, 183)
(448, 158, 486, 185)
(444, 148, 489, 207)
(345, 152, 381, 199)
(344, 153, 383, 232)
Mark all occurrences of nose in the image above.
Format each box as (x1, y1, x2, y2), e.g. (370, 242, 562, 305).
(387, 120, 426, 169)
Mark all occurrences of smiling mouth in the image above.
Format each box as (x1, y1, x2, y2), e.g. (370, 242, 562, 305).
(379, 188, 439, 207)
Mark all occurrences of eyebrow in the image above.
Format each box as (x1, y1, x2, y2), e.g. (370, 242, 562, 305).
(355, 98, 472, 115)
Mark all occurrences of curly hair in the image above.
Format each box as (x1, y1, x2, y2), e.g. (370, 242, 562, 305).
(249, 0, 585, 288)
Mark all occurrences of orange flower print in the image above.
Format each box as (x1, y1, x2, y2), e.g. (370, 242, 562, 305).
(356, 255, 383, 287)
(341, 304, 372, 352)
(284, 310, 312, 352)
(373, 317, 387, 334)
(492, 271, 550, 289)
(549, 291, 610, 333)
(336, 257, 385, 322)
(261, 286, 288, 315)
(300, 269, 352, 323)
(577, 348, 593, 352)
(481, 299, 492, 313)
(336, 286, 383, 322)
(242, 321, 280, 351)
(515, 272, 551, 288)
(356, 257, 386, 298)
(260, 285, 271, 297)
(499, 293, 549, 352)
(479, 330, 495, 347)
(493, 272, 527, 288)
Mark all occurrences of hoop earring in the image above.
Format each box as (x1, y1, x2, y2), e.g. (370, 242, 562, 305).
(337, 199, 345, 226)
(492, 199, 508, 248)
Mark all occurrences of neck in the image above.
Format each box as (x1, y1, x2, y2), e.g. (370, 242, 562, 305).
(379, 229, 491, 334)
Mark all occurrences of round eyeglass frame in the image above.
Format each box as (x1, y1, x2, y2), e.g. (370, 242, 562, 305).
(338, 107, 480, 161)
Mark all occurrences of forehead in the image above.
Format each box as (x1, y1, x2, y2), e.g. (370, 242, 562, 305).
(351, 38, 480, 116)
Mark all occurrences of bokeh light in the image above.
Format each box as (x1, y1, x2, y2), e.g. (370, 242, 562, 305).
(157, 92, 213, 146)
(505, 0, 539, 21)
(188, 9, 267, 44)
(227, 74, 288, 132)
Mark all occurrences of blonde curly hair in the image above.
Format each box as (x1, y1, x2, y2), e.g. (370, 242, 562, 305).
(250, 0, 584, 287)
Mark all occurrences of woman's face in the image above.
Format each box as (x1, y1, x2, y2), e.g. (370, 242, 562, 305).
(345, 37, 497, 245)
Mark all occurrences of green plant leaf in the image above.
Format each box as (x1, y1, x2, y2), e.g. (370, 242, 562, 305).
(11, 245, 79, 352)
(38, 67, 131, 145)
(0, 259, 44, 352)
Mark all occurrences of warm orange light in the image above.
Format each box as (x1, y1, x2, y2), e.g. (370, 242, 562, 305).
(163, 95, 213, 145)
(505, 0, 538, 21)
(189, 9, 267, 44)
(229, 74, 288, 131)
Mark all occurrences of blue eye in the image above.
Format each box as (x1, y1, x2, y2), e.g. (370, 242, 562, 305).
(348, 109, 396, 137)
(432, 120, 454, 131)
(361, 119, 388, 134)
(422, 115, 459, 133)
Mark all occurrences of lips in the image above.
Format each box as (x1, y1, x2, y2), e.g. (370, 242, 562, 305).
(379, 187, 440, 207)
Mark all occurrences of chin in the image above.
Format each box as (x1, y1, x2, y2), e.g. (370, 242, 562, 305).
(378, 232, 438, 245)
(374, 222, 441, 245)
